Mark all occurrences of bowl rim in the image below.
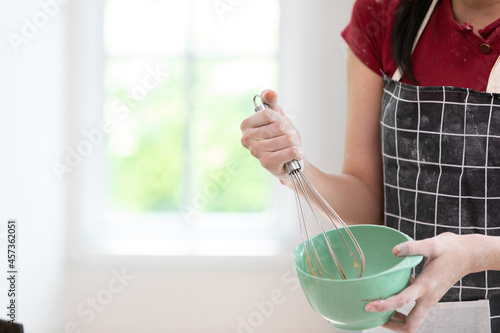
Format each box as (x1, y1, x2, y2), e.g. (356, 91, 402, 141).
(291, 224, 423, 282)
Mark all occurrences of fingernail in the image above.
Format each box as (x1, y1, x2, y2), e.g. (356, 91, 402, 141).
(298, 150, 304, 160)
(366, 300, 384, 312)
(394, 244, 405, 257)
(365, 303, 380, 312)
(393, 245, 400, 256)
(261, 90, 269, 99)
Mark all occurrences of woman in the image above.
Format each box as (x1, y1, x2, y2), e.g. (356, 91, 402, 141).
(241, 0, 500, 332)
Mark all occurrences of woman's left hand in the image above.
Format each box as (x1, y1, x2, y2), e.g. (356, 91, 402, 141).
(365, 232, 476, 333)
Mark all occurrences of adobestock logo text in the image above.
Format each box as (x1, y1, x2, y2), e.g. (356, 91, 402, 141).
(8, 0, 72, 53)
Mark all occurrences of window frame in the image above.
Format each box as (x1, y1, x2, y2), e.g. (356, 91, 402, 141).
(67, 0, 299, 260)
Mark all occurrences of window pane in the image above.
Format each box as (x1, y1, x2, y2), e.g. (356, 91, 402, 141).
(105, 58, 185, 211)
(193, 0, 280, 56)
(104, 0, 188, 56)
(191, 59, 277, 212)
(103, 0, 279, 217)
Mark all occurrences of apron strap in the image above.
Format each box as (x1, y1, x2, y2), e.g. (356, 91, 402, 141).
(392, 0, 440, 81)
(487, 56, 500, 93)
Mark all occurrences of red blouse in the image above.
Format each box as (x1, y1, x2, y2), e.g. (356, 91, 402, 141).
(342, 0, 500, 91)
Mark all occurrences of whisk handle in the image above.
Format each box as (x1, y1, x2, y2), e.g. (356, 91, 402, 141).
(284, 160, 301, 174)
(253, 94, 269, 112)
(253, 94, 301, 175)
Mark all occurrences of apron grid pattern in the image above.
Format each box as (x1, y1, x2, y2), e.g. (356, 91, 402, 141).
(380, 77, 500, 331)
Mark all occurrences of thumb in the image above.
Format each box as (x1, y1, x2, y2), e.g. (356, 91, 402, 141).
(393, 241, 417, 257)
(261, 89, 287, 118)
(261, 89, 278, 107)
(393, 239, 434, 258)
(366, 281, 421, 312)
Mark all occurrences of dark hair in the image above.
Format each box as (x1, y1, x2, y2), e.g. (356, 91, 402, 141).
(391, 0, 434, 83)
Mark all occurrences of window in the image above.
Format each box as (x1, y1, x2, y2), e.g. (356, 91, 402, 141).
(83, 0, 292, 255)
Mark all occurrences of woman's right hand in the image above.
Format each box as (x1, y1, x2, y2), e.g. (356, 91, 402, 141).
(240, 89, 303, 182)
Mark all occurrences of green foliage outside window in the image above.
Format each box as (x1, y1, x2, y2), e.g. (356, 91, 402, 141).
(104, 0, 278, 214)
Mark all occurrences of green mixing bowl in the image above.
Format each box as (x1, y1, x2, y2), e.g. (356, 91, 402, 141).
(291, 224, 423, 331)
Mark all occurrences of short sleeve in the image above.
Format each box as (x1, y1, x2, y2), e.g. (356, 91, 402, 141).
(341, 0, 400, 76)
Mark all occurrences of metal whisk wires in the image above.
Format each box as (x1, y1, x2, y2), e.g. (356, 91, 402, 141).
(253, 95, 365, 280)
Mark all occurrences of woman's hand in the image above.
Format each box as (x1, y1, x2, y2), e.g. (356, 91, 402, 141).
(365, 232, 477, 333)
(240, 89, 303, 182)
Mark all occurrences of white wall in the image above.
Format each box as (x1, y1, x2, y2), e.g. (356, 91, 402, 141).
(0, 0, 355, 332)
(280, 0, 354, 174)
(63, 262, 335, 333)
(0, 0, 66, 331)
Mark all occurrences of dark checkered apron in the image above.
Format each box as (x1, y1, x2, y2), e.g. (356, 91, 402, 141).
(381, 78, 498, 332)
(377, 1, 499, 332)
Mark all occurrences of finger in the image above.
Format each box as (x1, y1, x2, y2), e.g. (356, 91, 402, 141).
(251, 121, 297, 141)
(261, 89, 280, 110)
(380, 311, 407, 331)
(366, 283, 421, 313)
(382, 317, 407, 332)
(241, 109, 289, 131)
(259, 147, 303, 171)
(250, 135, 300, 158)
(383, 301, 430, 333)
(393, 238, 438, 258)
(390, 311, 407, 323)
(242, 122, 298, 151)
(260, 89, 291, 119)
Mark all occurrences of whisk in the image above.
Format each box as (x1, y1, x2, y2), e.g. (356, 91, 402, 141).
(253, 95, 365, 280)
